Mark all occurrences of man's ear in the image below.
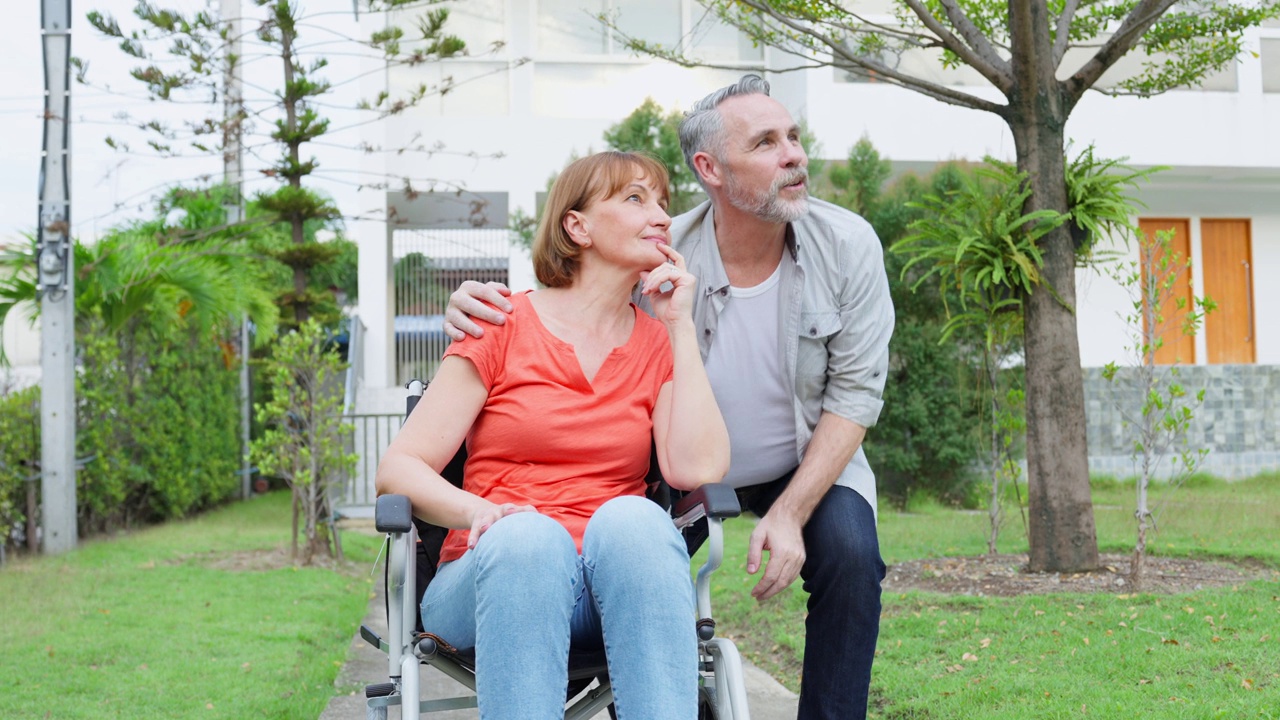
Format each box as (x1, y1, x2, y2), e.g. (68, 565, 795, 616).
(692, 151, 722, 190)
(562, 210, 591, 248)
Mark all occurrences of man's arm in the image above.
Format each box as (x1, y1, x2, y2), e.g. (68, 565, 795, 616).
(746, 413, 865, 601)
(442, 281, 514, 341)
(748, 218, 894, 601)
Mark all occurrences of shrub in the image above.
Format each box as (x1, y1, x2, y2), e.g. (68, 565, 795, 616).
(76, 313, 243, 534)
(823, 138, 984, 507)
(251, 320, 355, 565)
(0, 387, 39, 555)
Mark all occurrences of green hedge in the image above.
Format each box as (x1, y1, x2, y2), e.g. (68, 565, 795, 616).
(76, 316, 242, 534)
(0, 317, 242, 552)
(0, 387, 39, 553)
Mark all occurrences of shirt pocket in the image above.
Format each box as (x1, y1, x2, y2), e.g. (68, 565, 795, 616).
(797, 309, 841, 380)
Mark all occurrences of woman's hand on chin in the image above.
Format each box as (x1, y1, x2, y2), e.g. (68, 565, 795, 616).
(640, 244, 696, 327)
(467, 501, 538, 549)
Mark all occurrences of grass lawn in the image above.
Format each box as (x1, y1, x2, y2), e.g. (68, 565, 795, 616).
(0, 491, 381, 719)
(704, 474, 1280, 719)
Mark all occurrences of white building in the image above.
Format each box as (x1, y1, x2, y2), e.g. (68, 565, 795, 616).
(344, 3, 1280, 480)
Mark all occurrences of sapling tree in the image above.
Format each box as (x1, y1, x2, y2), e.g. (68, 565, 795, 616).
(251, 319, 356, 564)
(1101, 227, 1213, 588)
(618, 0, 1280, 572)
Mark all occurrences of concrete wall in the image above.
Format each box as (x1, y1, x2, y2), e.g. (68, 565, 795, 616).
(1085, 365, 1280, 479)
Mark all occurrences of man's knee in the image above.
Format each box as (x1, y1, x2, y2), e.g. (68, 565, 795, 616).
(804, 487, 884, 582)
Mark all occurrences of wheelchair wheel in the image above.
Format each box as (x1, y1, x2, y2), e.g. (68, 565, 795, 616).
(697, 685, 718, 720)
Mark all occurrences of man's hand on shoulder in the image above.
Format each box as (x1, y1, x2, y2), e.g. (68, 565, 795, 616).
(746, 509, 807, 602)
(444, 281, 514, 341)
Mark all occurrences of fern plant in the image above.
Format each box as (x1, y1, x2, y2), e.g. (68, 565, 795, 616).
(891, 160, 1066, 342)
(1064, 145, 1165, 265)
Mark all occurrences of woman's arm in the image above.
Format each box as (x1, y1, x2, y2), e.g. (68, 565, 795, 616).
(374, 356, 534, 546)
(643, 246, 731, 491)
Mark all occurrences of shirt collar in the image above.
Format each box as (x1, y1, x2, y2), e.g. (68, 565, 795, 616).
(696, 204, 803, 294)
(695, 204, 731, 297)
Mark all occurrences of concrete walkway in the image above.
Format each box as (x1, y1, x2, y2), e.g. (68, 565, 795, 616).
(320, 581, 798, 720)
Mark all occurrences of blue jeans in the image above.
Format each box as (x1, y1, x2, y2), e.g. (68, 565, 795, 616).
(682, 478, 885, 719)
(420, 496, 698, 720)
(741, 478, 885, 720)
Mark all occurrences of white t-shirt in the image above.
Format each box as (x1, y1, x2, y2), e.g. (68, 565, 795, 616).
(703, 257, 799, 488)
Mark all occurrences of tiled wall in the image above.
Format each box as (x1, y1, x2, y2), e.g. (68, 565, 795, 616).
(1084, 365, 1279, 479)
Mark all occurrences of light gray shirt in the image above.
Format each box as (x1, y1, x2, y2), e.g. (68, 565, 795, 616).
(668, 198, 895, 516)
(703, 256, 797, 488)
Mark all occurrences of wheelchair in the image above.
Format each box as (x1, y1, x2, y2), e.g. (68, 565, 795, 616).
(359, 380, 753, 719)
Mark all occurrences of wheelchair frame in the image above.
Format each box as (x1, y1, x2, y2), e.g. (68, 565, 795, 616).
(359, 380, 753, 719)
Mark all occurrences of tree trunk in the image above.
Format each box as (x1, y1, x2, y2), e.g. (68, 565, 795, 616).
(1010, 118, 1100, 571)
(1005, 2, 1100, 571)
(281, 22, 310, 326)
(986, 352, 1002, 556)
(291, 490, 300, 560)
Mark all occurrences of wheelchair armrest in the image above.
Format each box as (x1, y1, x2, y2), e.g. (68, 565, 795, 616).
(672, 483, 741, 523)
(375, 494, 413, 533)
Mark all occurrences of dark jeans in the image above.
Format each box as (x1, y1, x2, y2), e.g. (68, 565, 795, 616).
(687, 474, 886, 720)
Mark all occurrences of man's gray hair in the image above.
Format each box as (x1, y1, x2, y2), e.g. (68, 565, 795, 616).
(679, 74, 771, 187)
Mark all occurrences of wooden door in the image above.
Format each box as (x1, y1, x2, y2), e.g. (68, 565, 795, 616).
(1201, 219, 1256, 364)
(1137, 219, 1194, 365)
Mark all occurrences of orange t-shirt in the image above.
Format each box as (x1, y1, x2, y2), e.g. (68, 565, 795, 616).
(437, 291, 674, 564)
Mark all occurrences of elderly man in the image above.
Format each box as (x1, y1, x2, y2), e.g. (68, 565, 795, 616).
(445, 75, 894, 719)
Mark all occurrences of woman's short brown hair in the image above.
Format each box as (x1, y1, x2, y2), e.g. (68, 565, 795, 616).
(533, 151, 671, 288)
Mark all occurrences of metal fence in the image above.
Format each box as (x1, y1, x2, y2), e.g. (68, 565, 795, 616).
(339, 413, 404, 508)
(393, 228, 511, 385)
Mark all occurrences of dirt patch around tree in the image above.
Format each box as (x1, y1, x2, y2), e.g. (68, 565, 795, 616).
(883, 553, 1280, 597)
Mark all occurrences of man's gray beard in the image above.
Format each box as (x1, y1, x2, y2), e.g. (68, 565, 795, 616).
(725, 167, 810, 224)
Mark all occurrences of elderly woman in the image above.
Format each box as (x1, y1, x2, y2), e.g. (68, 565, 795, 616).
(375, 151, 730, 720)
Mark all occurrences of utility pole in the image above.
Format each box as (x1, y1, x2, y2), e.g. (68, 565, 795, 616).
(221, 0, 251, 499)
(38, 0, 76, 553)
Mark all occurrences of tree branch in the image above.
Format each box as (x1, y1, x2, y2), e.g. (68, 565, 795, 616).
(1064, 0, 1180, 101)
(909, 0, 1014, 93)
(730, 0, 1008, 115)
(1052, 0, 1083, 66)
(826, 43, 1007, 116)
(808, 0, 942, 48)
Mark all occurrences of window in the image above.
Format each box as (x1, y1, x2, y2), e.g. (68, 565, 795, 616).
(835, 45, 987, 87)
(536, 0, 757, 63)
(537, 0, 680, 55)
(1263, 39, 1280, 93)
(533, 62, 743, 118)
(1087, 47, 1238, 92)
(390, 0, 506, 55)
(389, 61, 510, 117)
(686, 9, 763, 63)
(538, 0, 608, 54)
(614, 0, 682, 50)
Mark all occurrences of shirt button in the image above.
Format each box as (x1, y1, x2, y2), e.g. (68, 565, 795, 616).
(719, 288, 727, 296)
(809, 327, 817, 336)
(704, 329, 713, 336)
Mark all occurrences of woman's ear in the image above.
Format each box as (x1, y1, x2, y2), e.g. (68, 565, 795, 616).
(562, 210, 592, 249)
